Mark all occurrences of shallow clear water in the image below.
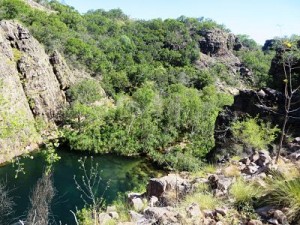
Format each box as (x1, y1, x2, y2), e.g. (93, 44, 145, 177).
(0, 150, 161, 224)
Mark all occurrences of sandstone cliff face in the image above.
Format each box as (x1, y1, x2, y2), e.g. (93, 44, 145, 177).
(0, 20, 74, 163)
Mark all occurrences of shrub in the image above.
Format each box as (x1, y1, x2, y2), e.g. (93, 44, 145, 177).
(236, 49, 274, 87)
(67, 79, 105, 104)
(232, 116, 279, 150)
(76, 207, 94, 225)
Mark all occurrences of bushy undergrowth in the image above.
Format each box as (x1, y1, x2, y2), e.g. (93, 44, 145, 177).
(236, 49, 275, 87)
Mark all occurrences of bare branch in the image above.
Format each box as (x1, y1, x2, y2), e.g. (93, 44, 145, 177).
(73, 157, 110, 213)
(70, 210, 79, 225)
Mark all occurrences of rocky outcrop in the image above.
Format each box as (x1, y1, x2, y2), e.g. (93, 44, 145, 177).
(269, 49, 300, 91)
(211, 87, 300, 161)
(196, 28, 252, 90)
(117, 156, 295, 225)
(262, 39, 277, 52)
(147, 174, 191, 205)
(11, 25, 67, 122)
(0, 20, 80, 163)
(199, 28, 242, 57)
(50, 50, 76, 90)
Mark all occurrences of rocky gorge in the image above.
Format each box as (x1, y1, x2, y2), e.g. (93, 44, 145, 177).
(0, 17, 249, 164)
(0, 0, 300, 224)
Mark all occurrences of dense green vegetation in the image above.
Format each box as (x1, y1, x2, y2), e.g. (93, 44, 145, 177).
(235, 49, 274, 87)
(0, 0, 239, 170)
(4, 0, 298, 171)
(64, 81, 232, 170)
(1, 1, 300, 225)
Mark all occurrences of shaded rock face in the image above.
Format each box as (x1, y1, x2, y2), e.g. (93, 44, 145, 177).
(269, 49, 300, 91)
(0, 21, 74, 163)
(262, 39, 277, 52)
(50, 50, 76, 90)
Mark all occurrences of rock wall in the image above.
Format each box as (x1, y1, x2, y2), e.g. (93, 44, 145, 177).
(0, 20, 75, 163)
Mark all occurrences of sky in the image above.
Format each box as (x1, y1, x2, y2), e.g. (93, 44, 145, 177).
(65, 0, 300, 45)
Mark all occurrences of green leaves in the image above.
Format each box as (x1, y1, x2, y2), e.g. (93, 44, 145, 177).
(236, 49, 274, 87)
(62, 82, 231, 171)
(232, 117, 279, 150)
(67, 79, 104, 104)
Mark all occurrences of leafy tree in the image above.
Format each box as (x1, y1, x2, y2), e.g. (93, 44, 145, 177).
(0, 0, 238, 170)
(67, 79, 104, 104)
(236, 34, 259, 50)
(236, 49, 274, 87)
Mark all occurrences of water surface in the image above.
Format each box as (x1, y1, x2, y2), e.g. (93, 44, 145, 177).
(0, 150, 162, 224)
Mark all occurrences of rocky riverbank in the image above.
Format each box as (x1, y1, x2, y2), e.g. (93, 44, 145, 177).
(96, 150, 300, 225)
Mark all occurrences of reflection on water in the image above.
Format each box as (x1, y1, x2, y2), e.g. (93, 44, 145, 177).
(0, 150, 162, 224)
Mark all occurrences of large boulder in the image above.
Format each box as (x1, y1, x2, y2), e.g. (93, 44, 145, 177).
(128, 193, 145, 212)
(147, 174, 191, 205)
(144, 207, 181, 225)
(208, 174, 233, 196)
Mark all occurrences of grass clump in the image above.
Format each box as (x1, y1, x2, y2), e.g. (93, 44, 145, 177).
(229, 178, 263, 207)
(111, 194, 130, 222)
(263, 172, 300, 223)
(182, 191, 219, 210)
(232, 116, 279, 150)
(12, 48, 22, 62)
(191, 163, 217, 178)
